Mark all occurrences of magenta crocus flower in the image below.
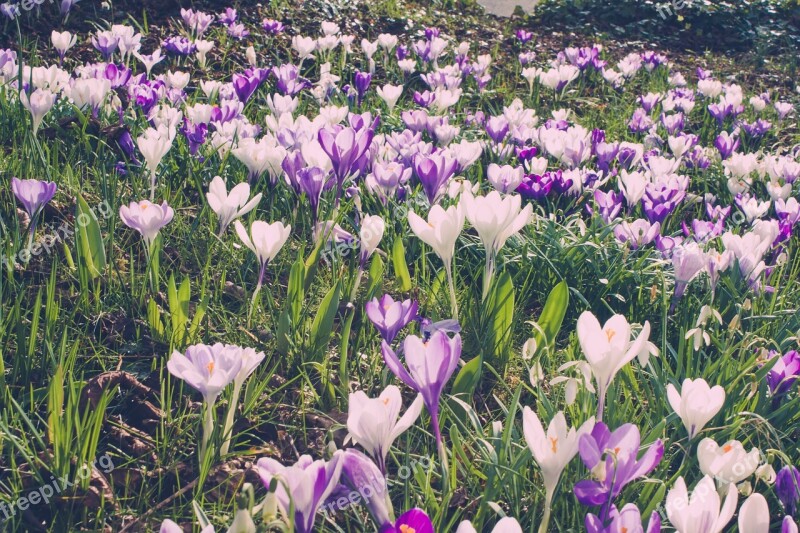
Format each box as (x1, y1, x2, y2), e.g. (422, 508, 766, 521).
(257, 453, 344, 533)
(575, 422, 664, 515)
(232, 72, 260, 103)
(585, 503, 661, 533)
(380, 508, 434, 533)
(11, 177, 57, 223)
(366, 294, 419, 343)
(381, 331, 461, 450)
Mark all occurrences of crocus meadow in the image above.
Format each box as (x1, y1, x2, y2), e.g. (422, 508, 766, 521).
(0, 2, 799, 532)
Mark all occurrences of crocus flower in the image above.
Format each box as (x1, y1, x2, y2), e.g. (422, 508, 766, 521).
(51, 31, 77, 62)
(487, 164, 524, 194)
(456, 517, 523, 533)
(767, 350, 800, 398)
(318, 126, 375, 197)
(461, 190, 532, 299)
(160, 519, 214, 533)
(256, 453, 344, 533)
(11, 177, 57, 225)
(522, 407, 594, 533)
(665, 476, 737, 533)
(347, 385, 423, 474)
(206, 176, 262, 236)
(670, 242, 707, 302)
(738, 493, 769, 533)
(666, 378, 725, 439)
(574, 422, 664, 512)
(167, 343, 243, 463)
(697, 438, 761, 486)
(381, 331, 461, 471)
(594, 189, 624, 223)
(359, 214, 385, 266)
(585, 503, 661, 533)
(365, 295, 419, 343)
(376, 84, 403, 112)
(784, 517, 799, 533)
(777, 466, 800, 514)
(576, 311, 651, 420)
(137, 126, 174, 200)
(334, 449, 393, 527)
(407, 204, 465, 317)
(412, 152, 458, 205)
(614, 219, 660, 249)
(380, 508, 434, 533)
(234, 220, 291, 320)
(19, 88, 56, 135)
(119, 200, 174, 250)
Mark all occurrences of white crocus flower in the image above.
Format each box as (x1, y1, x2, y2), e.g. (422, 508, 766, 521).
(576, 311, 651, 420)
(522, 408, 594, 533)
(666, 378, 725, 439)
(346, 385, 423, 474)
(665, 476, 737, 533)
(206, 176, 262, 236)
(698, 438, 761, 486)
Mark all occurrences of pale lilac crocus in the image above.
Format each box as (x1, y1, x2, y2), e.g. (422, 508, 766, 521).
(167, 343, 243, 464)
(347, 385, 423, 474)
(665, 476, 737, 533)
(585, 504, 661, 533)
(381, 331, 461, 482)
(119, 200, 174, 251)
(365, 295, 419, 343)
(19, 88, 56, 135)
(614, 219, 660, 249)
(256, 452, 344, 533)
(11, 177, 57, 231)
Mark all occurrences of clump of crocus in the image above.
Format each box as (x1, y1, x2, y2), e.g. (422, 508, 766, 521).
(234, 219, 291, 322)
(522, 407, 594, 533)
(167, 343, 243, 465)
(381, 330, 461, 485)
(576, 311, 650, 420)
(346, 385, 423, 474)
(206, 175, 262, 236)
(365, 295, 419, 344)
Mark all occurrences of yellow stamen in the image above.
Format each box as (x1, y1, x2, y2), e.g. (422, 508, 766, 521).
(399, 526, 416, 533)
(207, 361, 215, 374)
(723, 444, 733, 453)
(605, 329, 617, 342)
(550, 437, 558, 453)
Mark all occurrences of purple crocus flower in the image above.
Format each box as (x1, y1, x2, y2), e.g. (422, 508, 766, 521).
(516, 29, 533, 43)
(11, 178, 57, 222)
(318, 126, 375, 193)
(162, 36, 197, 56)
(366, 295, 419, 344)
(116, 129, 140, 164)
(412, 152, 458, 205)
(628, 108, 654, 133)
(594, 189, 624, 223)
(180, 120, 208, 156)
(638, 93, 661, 113)
(742, 119, 772, 138)
(574, 422, 664, 514)
(92, 31, 119, 59)
(335, 449, 391, 527)
(714, 132, 739, 160)
(685, 146, 710, 170)
(642, 179, 687, 223)
(485, 115, 509, 143)
(232, 73, 260, 103)
(273, 64, 309, 96)
(585, 503, 661, 533)
(380, 508, 435, 533)
(256, 453, 344, 533)
(517, 172, 555, 200)
(661, 112, 684, 135)
(777, 466, 800, 515)
(262, 18, 285, 34)
(381, 330, 461, 449)
(296, 167, 330, 223)
(595, 142, 619, 172)
(767, 350, 800, 398)
(614, 219, 661, 249)
(217, 7, 237, 25)
(354, 71, 372, 105)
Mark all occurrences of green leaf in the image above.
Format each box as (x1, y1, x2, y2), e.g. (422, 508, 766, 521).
(309, 282, 340, 361)
(75, 194, 106, 279)
(451, 355, 483, 398)
(277, 259, 306, 355)
(532, 280, 569, 358)
(483, 271, 515, 373)
(365, 253, 385, 300)
(392, 238, 412, 291)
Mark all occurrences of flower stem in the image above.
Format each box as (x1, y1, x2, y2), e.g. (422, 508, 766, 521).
(432, 412, 450, 495)
(482, 253, 496, 302)
(219, 380, 243, 456)
(199, 397, 215, 466)
(538, 490, 553, 533)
